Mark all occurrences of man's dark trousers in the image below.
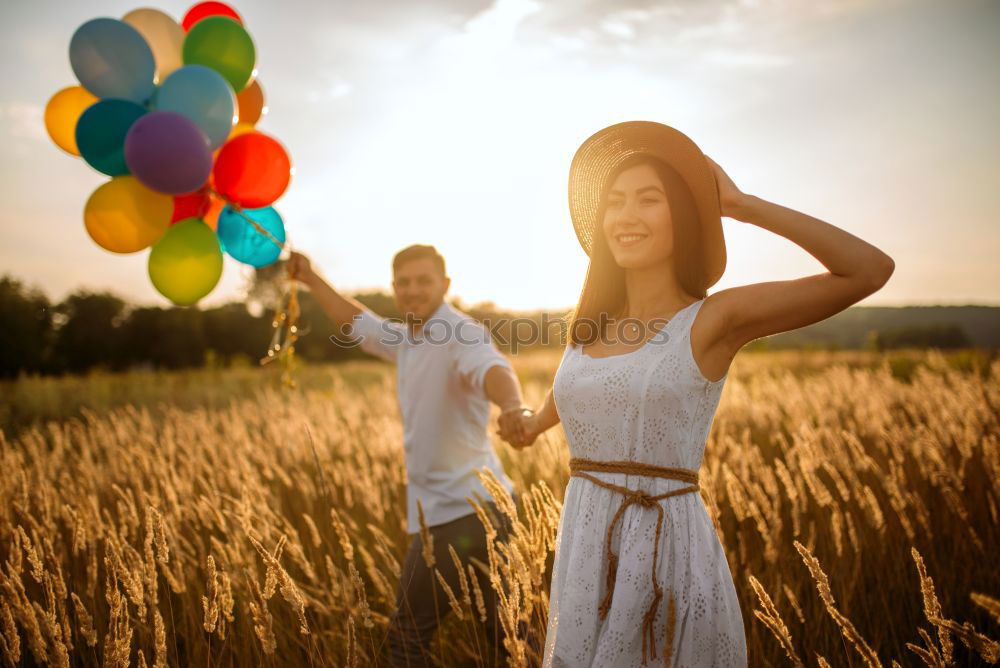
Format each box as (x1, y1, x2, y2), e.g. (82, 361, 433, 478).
(386, 497, 517, 667)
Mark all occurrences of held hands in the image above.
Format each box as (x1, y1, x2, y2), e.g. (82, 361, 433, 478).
(496, 405, 541, 450)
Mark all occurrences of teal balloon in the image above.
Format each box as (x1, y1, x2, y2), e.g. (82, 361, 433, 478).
(70, 18, 157, 104)
(217, 206, 285, 268)
(152, 65, 235, 150)
(182, 17, 256, 93)
(75, 99, 147, 176)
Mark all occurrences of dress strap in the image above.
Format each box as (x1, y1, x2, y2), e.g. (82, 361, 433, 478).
(677, 297, 706, 334)
(568, 457, 700, 666)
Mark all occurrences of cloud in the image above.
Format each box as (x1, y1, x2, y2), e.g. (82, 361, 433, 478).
(702, 48, 790, 68)
(514, 0, 900, 67)
(0, 102, 45, 142)
(462, 0, 544, 43)
(305, 79, 354, 103)
(0, 102, 47, 157)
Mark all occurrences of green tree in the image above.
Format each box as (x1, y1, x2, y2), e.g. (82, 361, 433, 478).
(202, 303, 272, 362)
(869, 324, 971, 351)
(120, 307, 209, 369)
(52, 291, 126, 372)
(0, 275, 53, 377)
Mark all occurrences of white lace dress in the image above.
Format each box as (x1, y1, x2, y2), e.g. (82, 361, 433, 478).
(543, 298, 747, 667)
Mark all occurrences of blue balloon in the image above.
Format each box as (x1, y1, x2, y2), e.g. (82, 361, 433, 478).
(75, 99, 147, 176)
(152, 65, 236, 150)
(217, 206, 285, 268)
(70, 18, 157, 104)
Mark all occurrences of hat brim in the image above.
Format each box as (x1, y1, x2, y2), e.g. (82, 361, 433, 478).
(568, 121, 726, 287)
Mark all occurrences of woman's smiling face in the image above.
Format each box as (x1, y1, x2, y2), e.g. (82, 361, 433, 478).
(601, 162, 674, 269)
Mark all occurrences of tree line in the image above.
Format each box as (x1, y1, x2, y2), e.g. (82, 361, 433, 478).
(1, 273, 981, 379)
(0, 274, 577, 378)
(0, 275, 402, 378)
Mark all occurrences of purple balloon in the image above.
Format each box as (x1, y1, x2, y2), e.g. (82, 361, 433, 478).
(124, 111, 213, 195)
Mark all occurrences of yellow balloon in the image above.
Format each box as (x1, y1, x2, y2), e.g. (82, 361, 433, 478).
(44, 86, 98, 156)
(148, 219, 223, 306)
(84, 176, 173, 253)
(227, 122, 257, 141)
(123, 8, 184, 82)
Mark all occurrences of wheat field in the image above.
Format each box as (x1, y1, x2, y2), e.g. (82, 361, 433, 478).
(0, 349, 998, 666)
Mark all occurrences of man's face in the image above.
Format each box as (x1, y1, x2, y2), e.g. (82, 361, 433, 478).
(392, 258, 450, 323)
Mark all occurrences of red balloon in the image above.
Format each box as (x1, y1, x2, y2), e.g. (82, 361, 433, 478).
(213, 133, 291, 208)
(182, 2, 242, 31)
(171, 189, 210, 223)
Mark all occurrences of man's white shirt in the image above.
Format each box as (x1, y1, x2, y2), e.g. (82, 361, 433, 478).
(346, 301, 516, 534)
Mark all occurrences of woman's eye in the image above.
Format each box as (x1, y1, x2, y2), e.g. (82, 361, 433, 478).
(641, 198, 659, 205)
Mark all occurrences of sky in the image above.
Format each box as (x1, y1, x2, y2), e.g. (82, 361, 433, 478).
(1, 0, 997, 311)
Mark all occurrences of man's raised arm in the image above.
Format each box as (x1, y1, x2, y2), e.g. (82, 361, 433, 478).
(288, 251, 403, 364)
(287, 251, 364, 329)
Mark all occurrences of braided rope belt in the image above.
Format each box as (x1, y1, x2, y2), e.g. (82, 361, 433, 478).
(568, 457, 700, 666)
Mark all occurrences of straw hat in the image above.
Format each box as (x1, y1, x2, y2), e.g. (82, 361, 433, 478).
(568, 120, 727, 287)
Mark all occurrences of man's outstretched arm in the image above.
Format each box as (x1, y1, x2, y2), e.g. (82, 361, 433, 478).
(484, 364, 532, 448)
(484, 364, 526, 413)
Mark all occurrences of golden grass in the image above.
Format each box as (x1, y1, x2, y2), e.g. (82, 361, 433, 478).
(0, 348, 997, 665)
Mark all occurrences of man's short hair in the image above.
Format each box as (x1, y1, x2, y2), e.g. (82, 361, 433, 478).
(392, 244, 447, 276)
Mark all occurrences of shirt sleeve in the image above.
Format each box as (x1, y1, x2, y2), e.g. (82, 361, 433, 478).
(344, 308, 405, 363)
(451, 318, 513, 394)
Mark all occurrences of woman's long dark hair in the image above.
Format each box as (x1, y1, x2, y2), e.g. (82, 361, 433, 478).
(567, 153, 709, 346)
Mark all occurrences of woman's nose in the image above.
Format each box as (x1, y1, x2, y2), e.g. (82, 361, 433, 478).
(613, 200, 641, 224)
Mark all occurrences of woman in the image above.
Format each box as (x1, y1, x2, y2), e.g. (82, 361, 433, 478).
(499, 121, 894, 666)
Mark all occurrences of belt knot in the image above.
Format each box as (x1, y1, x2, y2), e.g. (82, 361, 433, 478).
(568, 457, 700, 667)
(631, 491, 659, 508)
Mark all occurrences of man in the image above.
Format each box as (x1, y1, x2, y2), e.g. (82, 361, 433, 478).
(287, 244, 531, 666)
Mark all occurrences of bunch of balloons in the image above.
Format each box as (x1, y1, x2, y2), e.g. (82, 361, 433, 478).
(45, 2, 292, 306)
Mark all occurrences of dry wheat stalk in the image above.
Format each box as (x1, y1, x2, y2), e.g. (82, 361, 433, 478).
(972, 593, 1000, 626)
(910, 547, 954, 662)
(795, 541, 882, 667)
(748, 575, 804, 667)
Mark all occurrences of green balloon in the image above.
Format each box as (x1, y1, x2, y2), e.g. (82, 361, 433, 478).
(182, 17, 255, 93)
(148, 219, 223, 305)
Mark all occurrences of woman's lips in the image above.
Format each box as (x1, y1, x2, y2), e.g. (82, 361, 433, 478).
(615, 233, 648, 247)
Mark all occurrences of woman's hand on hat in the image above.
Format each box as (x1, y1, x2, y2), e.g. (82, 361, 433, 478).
(704, 155, 751, 220)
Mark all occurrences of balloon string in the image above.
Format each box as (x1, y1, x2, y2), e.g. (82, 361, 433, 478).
(206, 186, 298, 388)
(260, 268, 299, 388)
(206, 186, 286, 250)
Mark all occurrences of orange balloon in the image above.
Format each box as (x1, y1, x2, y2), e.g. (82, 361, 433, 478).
(45, 86, 98, 156)
(203, 194, 224, 230)
(227, 122, 257, 141)
(236, 79, 265, 126)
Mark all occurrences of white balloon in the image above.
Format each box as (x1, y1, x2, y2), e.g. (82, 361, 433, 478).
(123, 8, 184, 83)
